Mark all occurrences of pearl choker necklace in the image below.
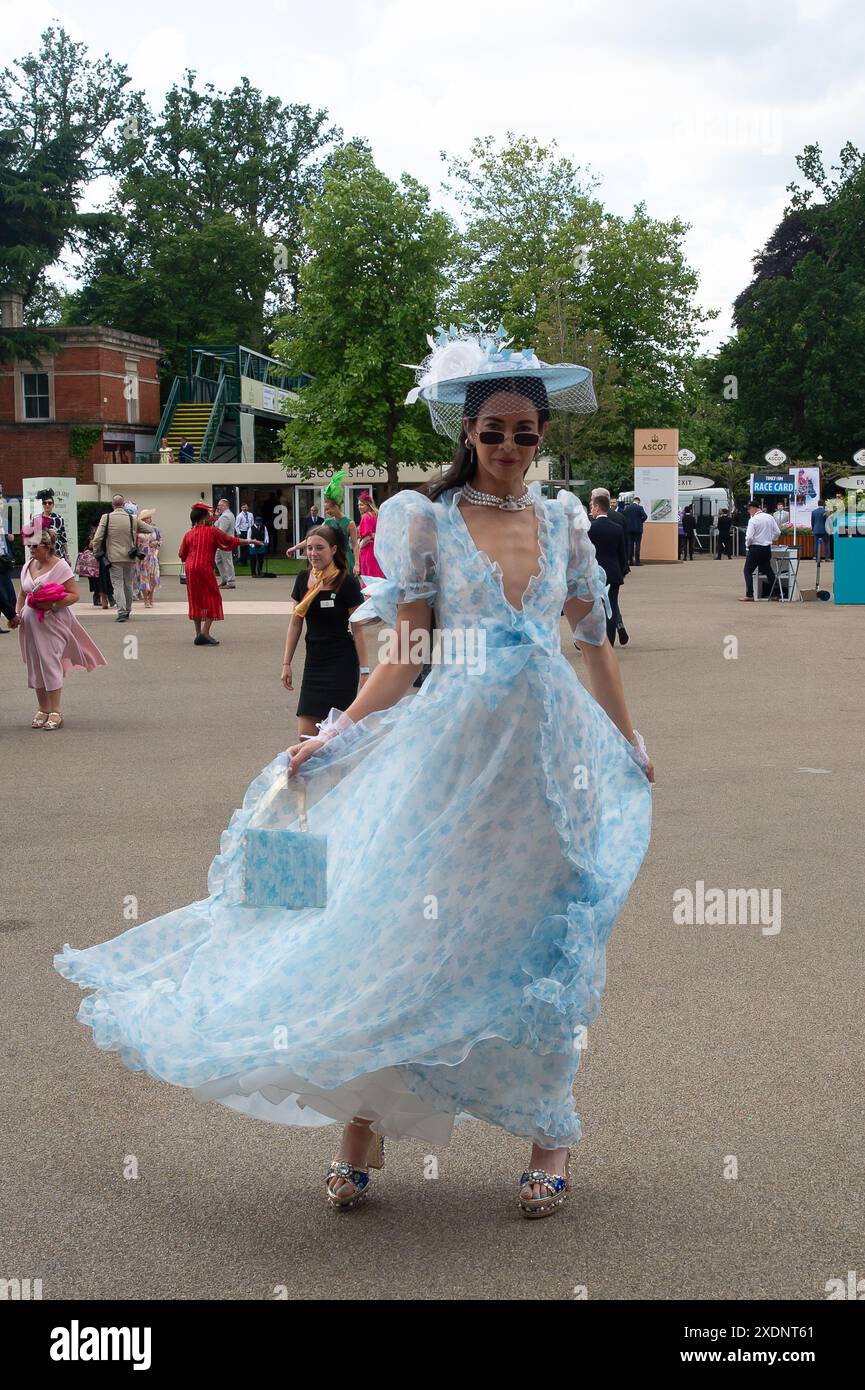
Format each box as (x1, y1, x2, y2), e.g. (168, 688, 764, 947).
(462, 481, 533, 511)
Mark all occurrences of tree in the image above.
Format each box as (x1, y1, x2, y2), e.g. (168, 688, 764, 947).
(67, 210, 278, 374)
(0, 129, 69, 362)
(716, 143, 865, 463)
(276, 145, 455, 492)
(534, 289, 622, 483)
(443, 134, 715, 469)
(0, 25, 133, 358)
(684, 348, 748, 468)
(442, 134, 601, 343)
(66, 72, 337, 375)
(0, 27, 132, 318)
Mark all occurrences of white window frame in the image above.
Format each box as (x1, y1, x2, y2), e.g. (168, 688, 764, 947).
(124, 359, 141, 425)
(17, 368, 54, 423)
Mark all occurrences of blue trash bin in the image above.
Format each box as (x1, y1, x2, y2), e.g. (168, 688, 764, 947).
(834, 516, 865, 604)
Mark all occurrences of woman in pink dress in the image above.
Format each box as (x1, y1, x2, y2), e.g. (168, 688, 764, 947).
(356, 492, 384, 581)
(17, 525, 107, 730)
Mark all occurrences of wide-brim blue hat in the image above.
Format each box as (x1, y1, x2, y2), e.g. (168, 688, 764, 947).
(405, 327, 597, 439)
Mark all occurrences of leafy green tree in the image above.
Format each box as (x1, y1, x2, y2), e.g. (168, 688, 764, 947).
(684, 348, 748, 469)
(0, 25, 132, 359)
(276, 145, 455, 493)
(534, 295, 622, 483)
(443, 134, 715, 471)
(67, 211, 278, 374)
(442, 134, 601, 342)
(66, 72, 337, 376)
(716, 142, 865, 462)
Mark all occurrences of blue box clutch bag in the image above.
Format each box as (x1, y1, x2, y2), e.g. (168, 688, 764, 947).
(242, 775, 327, 909)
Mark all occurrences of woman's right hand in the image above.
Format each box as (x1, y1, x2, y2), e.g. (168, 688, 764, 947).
(286, 738, 325, 777)
(281, 665, 293, 690)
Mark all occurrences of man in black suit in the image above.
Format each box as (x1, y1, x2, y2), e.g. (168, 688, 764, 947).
(597, 488, 630, 562)
(716, 507, 733, 558)
(589, 490, 629, 646)
(623, 497, 648, 565)
(608, 495, 628, 542)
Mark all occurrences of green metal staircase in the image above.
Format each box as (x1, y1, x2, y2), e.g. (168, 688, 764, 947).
(154, 345, 312, 463)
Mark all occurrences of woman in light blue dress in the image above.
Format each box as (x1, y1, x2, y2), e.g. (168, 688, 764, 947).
(54, 330, 653, 1219)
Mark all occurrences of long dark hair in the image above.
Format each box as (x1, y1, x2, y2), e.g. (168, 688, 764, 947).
(425, 376, 550, 502)
(305, 522, 348, 589)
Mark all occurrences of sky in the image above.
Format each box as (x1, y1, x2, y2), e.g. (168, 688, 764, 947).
(3, 0, 864, 352)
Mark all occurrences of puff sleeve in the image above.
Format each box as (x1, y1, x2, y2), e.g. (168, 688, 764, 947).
(558, 490, 612, 647)
(349, 489, 438, 626)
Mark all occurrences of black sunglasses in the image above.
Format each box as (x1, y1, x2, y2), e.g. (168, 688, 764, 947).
(477, 430, 540, 447)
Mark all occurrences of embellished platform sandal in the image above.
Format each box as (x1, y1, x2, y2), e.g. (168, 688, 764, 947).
(325, 1130, 385, 1210)
(518, 1151, 571, 1219)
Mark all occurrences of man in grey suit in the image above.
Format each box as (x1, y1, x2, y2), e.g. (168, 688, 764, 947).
(92, 495, 155, 621)
(214, 498, 237, 588)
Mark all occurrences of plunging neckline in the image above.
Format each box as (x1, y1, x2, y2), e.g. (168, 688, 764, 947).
(26, 558, 62, 587)
(453, 486, 547, 616)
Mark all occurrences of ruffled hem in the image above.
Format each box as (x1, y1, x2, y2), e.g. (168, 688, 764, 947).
(512, 659, 650, 1057)
(54, 947, 584, 1147)
(194, 1064, 461, 1145)
(516, 903, 605, 1055)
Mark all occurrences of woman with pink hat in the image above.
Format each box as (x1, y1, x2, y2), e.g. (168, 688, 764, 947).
(16, 523, 106, 729)
(356, 492, 384, 581)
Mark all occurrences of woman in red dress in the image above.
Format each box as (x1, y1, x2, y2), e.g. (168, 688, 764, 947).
(178, 503, 253, 646)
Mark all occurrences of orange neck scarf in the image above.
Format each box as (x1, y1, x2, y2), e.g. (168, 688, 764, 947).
(293, 562, 342, 619)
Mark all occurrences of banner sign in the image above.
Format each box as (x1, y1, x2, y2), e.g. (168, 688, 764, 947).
(790, 465, 820, 528)
(22, 476, 79, 563)
(242, 379, 294, 414)
(635, 465, 678, 521)
(752, 472, 795, 495)
(678, 474, 715, 490)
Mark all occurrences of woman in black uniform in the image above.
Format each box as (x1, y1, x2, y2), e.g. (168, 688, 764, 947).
(282, 523, 368, 737)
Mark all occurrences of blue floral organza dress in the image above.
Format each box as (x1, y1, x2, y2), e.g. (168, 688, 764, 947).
(55, 483, 651, 1149)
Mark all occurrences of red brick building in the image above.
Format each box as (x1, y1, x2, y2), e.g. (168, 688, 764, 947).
(0, 302, 162, 497)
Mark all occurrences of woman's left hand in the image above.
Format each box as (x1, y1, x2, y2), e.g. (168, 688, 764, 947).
(644, 759, 655, 784)
(286, 738, 325, 777)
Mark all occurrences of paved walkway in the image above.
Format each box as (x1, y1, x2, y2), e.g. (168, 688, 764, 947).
(1, 560, 861, 1300)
